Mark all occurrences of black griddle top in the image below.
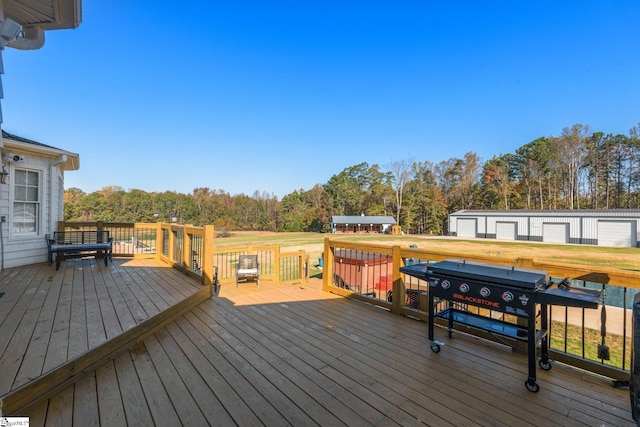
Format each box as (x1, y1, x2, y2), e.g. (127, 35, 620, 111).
(404, 259, 548, 289)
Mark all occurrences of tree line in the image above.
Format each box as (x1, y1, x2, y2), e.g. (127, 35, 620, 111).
(65, 122, 640, 234)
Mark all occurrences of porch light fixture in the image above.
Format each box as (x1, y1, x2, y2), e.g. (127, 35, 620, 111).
(0, 18, 21, 42)
(0, 165, 8, 184)
(170, 213, 178, 223)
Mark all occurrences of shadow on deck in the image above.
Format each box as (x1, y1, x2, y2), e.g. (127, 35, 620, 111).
(0, 260, 635, 425)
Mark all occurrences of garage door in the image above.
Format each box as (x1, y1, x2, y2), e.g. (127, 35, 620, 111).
(496, 222, 516, 241)
(598, 221, 637, 247)
(543, 223, 568, 244)
(457, 218, 477, 238)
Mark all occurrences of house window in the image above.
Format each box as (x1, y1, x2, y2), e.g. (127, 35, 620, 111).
(13, 169, 40, 234)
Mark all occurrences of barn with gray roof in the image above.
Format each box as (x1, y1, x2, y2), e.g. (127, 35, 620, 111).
(331, 215, 397, 234)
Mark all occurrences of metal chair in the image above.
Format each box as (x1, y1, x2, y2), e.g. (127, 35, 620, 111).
(236, 254, 259, 287)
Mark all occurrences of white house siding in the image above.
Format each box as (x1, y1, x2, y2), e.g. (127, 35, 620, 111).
(2, 152, 61, 268)
(448, 210, 640, 248)
(0, 176, 9, 265)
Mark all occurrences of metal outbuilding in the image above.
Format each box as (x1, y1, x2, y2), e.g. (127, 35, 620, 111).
(448, 209, 640, 247)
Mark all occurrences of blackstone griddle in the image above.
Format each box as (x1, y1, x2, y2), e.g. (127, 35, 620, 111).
(400, 259, 602, 392)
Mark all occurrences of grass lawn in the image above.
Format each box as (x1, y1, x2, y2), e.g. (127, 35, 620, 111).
(214, 231, 640, 271)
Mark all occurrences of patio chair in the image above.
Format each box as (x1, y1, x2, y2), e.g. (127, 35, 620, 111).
(236, 254, 259, 287)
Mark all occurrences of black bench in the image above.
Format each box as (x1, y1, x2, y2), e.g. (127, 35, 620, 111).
(46, 231, 113, 270)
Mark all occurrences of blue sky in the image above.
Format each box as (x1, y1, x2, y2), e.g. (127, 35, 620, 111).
(2, 1, 639, 198)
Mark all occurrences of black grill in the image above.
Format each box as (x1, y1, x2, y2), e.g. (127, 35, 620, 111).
(401, 259, 602, 392)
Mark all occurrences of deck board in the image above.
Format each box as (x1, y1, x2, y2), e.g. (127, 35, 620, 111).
(72, 374, 100, 427)
(95, 361, 126, 425)
(68, 264, 89, 360)
(130, 341, 182, 425)
(112, 350, 152, 425)
(43, 265, 73, 373)
(46, 385, 74, 426)
(3, 264, 635, 426)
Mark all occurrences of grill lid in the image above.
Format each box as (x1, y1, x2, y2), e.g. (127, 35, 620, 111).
(428, 259, 548, 289)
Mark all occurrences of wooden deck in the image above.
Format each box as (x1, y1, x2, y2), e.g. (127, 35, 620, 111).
(0, 257, 209, 415)
(1, 261, 635, 426)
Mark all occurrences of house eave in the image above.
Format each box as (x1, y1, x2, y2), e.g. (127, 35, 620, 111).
(2, 0, 82, 50)
(4, 0, 81, 30)
(1, 133, 79, 170)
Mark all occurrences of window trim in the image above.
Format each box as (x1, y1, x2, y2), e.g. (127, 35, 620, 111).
(10, 166, 43, 237)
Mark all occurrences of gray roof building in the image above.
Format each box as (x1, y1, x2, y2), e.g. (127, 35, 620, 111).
(331, 215, 397, 233)
(449, 209, 640, 247)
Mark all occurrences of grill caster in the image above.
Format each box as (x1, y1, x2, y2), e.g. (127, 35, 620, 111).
(539, 358, 552, 371)
(525, 379, 540, 393)
(429, 340, 443, 353)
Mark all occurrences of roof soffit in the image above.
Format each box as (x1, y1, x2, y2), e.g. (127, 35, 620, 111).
(3, 0, 81, 30)
(2, 131, 79, 170)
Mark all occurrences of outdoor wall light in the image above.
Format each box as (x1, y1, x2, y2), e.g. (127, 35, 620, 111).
(0, 17, 22, 42)
(153, 212, 159, 221)
(0, 165, 8, 184)
(170, 213, 178, 223)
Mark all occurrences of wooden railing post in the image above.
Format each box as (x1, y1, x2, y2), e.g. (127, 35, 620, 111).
(168, 225, 176, 264)
(391, 245, 404, 315)
(202, 225, 215, 287)
(183, 225, 192, 269)
(273, 246, 280, 282)
(302, 254, 308, 283)
(517, 258, 535, 269)
(154, 223, 162, 261)
(322, 238, 334, 292)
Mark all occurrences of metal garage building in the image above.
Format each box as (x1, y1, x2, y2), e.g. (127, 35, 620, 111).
(448, 209, 640, 247)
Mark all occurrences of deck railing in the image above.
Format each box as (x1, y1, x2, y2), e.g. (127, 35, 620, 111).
(56, 221, 307, 287)
(57, 221, 159, 256)
(322, 237, 640, 384)
(212, 245, 308, 285)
